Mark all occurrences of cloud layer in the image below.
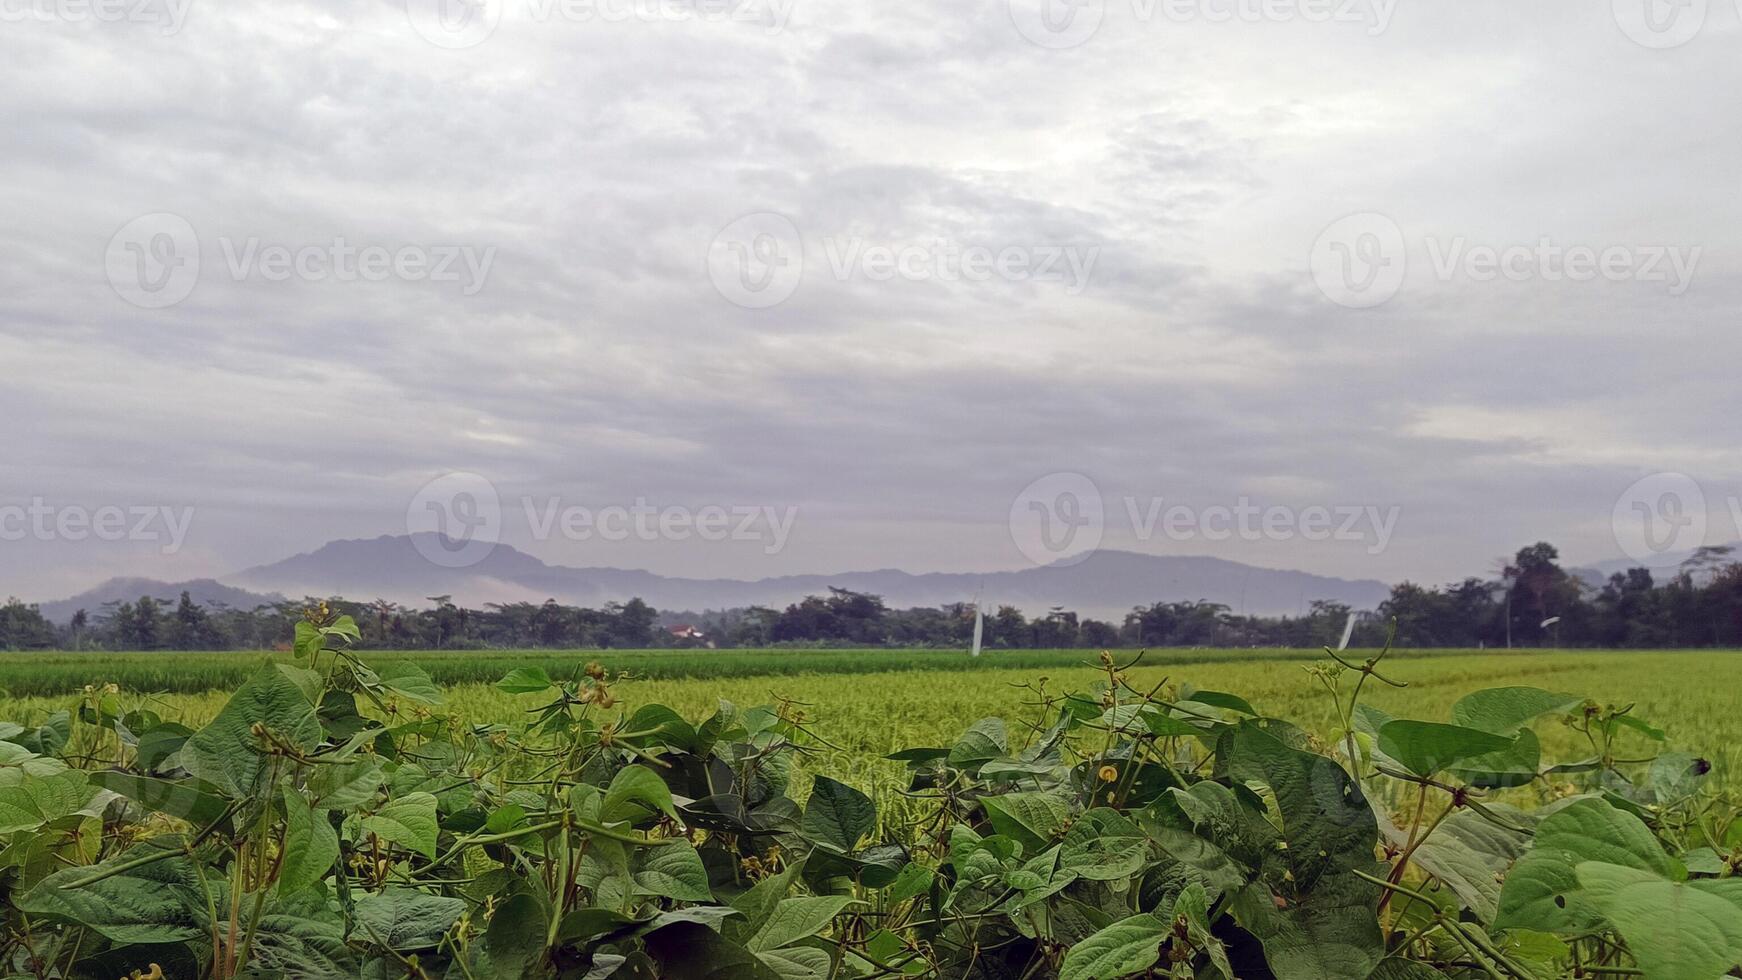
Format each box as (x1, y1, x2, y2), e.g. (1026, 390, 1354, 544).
(3, 0, 1740, 599)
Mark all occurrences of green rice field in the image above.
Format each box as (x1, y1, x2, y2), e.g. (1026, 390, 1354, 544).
(2, 647, 1738, 810)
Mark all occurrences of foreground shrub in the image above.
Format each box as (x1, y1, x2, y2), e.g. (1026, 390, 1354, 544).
(0, 608, 1736, 978)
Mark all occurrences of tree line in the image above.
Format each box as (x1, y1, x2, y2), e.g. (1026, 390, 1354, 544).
(2, 541, 1740, 651)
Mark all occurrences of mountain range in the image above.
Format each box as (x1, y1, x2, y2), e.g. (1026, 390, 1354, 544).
(30, 533, 1394, 623)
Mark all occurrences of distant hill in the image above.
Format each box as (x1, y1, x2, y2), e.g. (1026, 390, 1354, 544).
(36, 577, 283, 624)
(222, 533, 1391, 620)
(1571, 542, 1739, 588)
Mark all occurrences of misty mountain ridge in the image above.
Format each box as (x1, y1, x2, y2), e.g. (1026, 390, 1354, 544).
(33, 533, 1392, 623)
(35, 578, 285, 625)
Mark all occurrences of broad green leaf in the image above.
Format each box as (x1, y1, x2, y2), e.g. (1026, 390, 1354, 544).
(375, 661, 442, 704)
(633, 838, 712, 902)
(578, 838, 633, 909)
(727, 860, 802, 944)
(1060, 808, 1148, 881)
(801, 776, 875, 853)
(1179, 688, 1259, 716)
(0, 769, 97, 833)
(0, 739, 68, 778)
(1223, 721, 1383, 979)
(1376, 804, 1529, 922)
(1451, 687, 1581, 734)
(324, 614, 361, 643)
(757, 946, 833, 980)
(1003, 846, 1078, 910)
(88, 771, 227, 827)
(947, 718, 1008, 769)
(1231, 873, 1384, 980)
(19, 842, 205, 944)
(293, 619, 325, 659)
(1529, 797, 1679, 877)
(486, 802, 527, 834)
(1684, 847, 1728, 875)
(307, 756, 385, 809)
(1059, 912, 1170, 980)
(746, 896, 855, 951)
(1367, 960, 1447, 980)
(249, 912, 357, 978)
(134, 722, 193, 771)
(1448, 728, 1542, 789)
(1377, 720, 1516, 778)
(180, 663, 323, 798)
(981, 791, 1070, 855)
(1495, 798, 1679, 932)
(643, 920, 783, 980)
(1174, 881, 1232, 980)
(601, 764, 680, 827)
(886, 862, 934, 904)
(362, 791, 439, 859)
(556, 906, 636, 945)
(8, 711, 70, 757)
(1226, 721, 1379, 883)
(1648, 751, 1712, 802)
(624, 704, 699, 752)
(355, 888, 466, 950)
(1139, 707, 1204, 738)
(497, 666, 554, 693)
(279, 788, 339, 895)
(1144, 781, 1267, 896)
(482, 892, 548, 978)
(1576, 862, 1742, 980)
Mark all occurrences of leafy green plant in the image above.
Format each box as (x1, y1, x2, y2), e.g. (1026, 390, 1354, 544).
(0, 612, 1738, 979)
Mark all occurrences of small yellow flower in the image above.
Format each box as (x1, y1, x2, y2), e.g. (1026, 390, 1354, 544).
(1097, 764, 1118, 783)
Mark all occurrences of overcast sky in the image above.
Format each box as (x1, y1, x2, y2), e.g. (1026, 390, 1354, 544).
(3, 0, 1740, 600)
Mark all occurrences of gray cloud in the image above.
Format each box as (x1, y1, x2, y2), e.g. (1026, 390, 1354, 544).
(3, 0, 1741, 599)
